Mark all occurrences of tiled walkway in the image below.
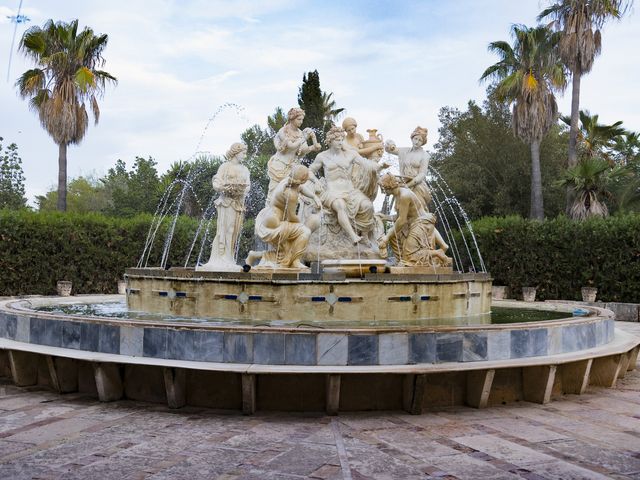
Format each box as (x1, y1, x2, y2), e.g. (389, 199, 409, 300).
(0, 322, 639, 480)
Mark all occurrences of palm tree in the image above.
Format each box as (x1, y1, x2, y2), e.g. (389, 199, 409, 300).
(558, 156, 625, 218)
(16, 19, 116, 211)
(481, 25, 566, 220)
(538, 1, 632, 173)
(561, 110, 627, 160)
(320, 92, 345, 128)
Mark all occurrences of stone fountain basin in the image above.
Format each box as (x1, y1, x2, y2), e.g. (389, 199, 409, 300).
(124, 267, 493, 323)
(0, 296, 637, 414)
(0, 295, 619, 366)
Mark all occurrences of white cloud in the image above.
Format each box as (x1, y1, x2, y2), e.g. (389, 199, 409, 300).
(0, 0, 638, 205)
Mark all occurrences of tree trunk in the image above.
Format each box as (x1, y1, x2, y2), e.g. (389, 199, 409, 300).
(566, 71, 581, 214)
(530, 139, 544, 220)
(57, 143, 68, 212)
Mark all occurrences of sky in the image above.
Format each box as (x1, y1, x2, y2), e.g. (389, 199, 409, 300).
(0, 0, 639, 204)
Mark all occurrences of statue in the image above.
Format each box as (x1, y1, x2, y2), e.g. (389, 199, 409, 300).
(342, 117, 384, 159)
(377, 173, 451, 268)
(385, 126, 432, 208)
(309, 126, 384, 245)
(247, 165, 321, 270)
(198, 143, 250, 271)
(266, 107, 321, 203)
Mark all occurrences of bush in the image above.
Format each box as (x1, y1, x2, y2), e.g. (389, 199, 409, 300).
(469, 214, 640, 302)
(0, 210, 200, 295)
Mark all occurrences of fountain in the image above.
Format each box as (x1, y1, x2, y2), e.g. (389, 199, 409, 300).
(0, 109, 638, 414)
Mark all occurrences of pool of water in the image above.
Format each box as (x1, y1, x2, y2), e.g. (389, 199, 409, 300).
(34, 300, 573, 328)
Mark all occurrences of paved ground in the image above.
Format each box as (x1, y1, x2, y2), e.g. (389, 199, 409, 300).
(0, 323, 639, 480)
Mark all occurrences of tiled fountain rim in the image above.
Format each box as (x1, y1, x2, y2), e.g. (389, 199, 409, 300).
(0, 295, 616, 367)
(0, 295, 612, 335)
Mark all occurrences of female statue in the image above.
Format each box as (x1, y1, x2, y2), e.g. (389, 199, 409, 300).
(385, 126, 432, 209)
(342, 117, 388, 202)
(198, 142, 250, 271)
(266, 107, 321, 202)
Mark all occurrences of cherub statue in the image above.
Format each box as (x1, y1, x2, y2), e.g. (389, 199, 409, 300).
(198, 142, 251, 271)
(377, 173, 451, 268)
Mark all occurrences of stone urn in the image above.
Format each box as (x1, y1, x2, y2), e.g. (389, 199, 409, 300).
(492, 285, 508, 300)
(581, 287, 597, 303)
(362, 129, 383, 156)
(56, 280, 72, 297)
(522, 286, 537, 302)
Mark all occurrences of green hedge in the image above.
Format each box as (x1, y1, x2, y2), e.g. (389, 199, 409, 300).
(469, 214, 640, 302)
(2, 211, 639, 302)
(0, 210, 200, 295)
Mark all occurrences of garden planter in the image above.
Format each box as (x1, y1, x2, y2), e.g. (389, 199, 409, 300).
(581, 287, 597, 303)
(492, 285, 508, 300)
(56, 281, 72, 297)
(522, 286, 537, 302)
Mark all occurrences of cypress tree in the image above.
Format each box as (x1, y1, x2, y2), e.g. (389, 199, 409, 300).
(297, 70, 326, 156)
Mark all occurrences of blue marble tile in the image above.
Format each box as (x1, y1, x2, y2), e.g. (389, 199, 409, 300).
(30, 317, 46, 344)
(143, 328, 168, 358)
(197, 331, 224, 362)
(223, 333, 253, 363)
(0, 314, 17, 340)
(348, 335, 378, 365)
(42, 319, 62, 347)
(409, 333, 436, 364)
(606, 320, 615, 342)
(563, 324, 596, 352)
(436, 334, 463, 362)
(462, 333, 488, 362)
(511, 329, 548, 358)
(253, 333, 285, 365)
(168, 329, 201, 361)
(98, 324, 120, 354)
(530, 329, 548, 356)
(285, 334, 316, 365)
(595, 321, 606, 346)
(61, 321, 81, 349)
(80, 322, 99, 351)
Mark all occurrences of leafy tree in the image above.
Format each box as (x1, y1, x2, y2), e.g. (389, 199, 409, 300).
(16, 19, 116, 212)
(0, 137, 27, 209)
(481, 24, 566, 219)
(36, 175, 110, 213)
(538, 0, 633, 189)
(161, 154, 222, 218)
(102, 157, 162, 216)
(611, 131, 640, 165)
(432, 94, 567, 219)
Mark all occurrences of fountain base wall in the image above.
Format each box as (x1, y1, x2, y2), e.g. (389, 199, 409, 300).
(124, 268, 493, 322)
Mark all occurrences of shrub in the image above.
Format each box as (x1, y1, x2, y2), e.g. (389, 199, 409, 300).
(469, 214, 640, 302)
(0, 210, 199, 295)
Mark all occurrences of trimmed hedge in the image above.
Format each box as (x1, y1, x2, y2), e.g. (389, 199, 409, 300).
(470, 214, 640, 302)
(2, 211, 639, 302)
(0, 210, 199, 295)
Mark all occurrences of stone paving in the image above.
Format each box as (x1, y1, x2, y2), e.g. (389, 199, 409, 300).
(0, 322, 638, 480)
